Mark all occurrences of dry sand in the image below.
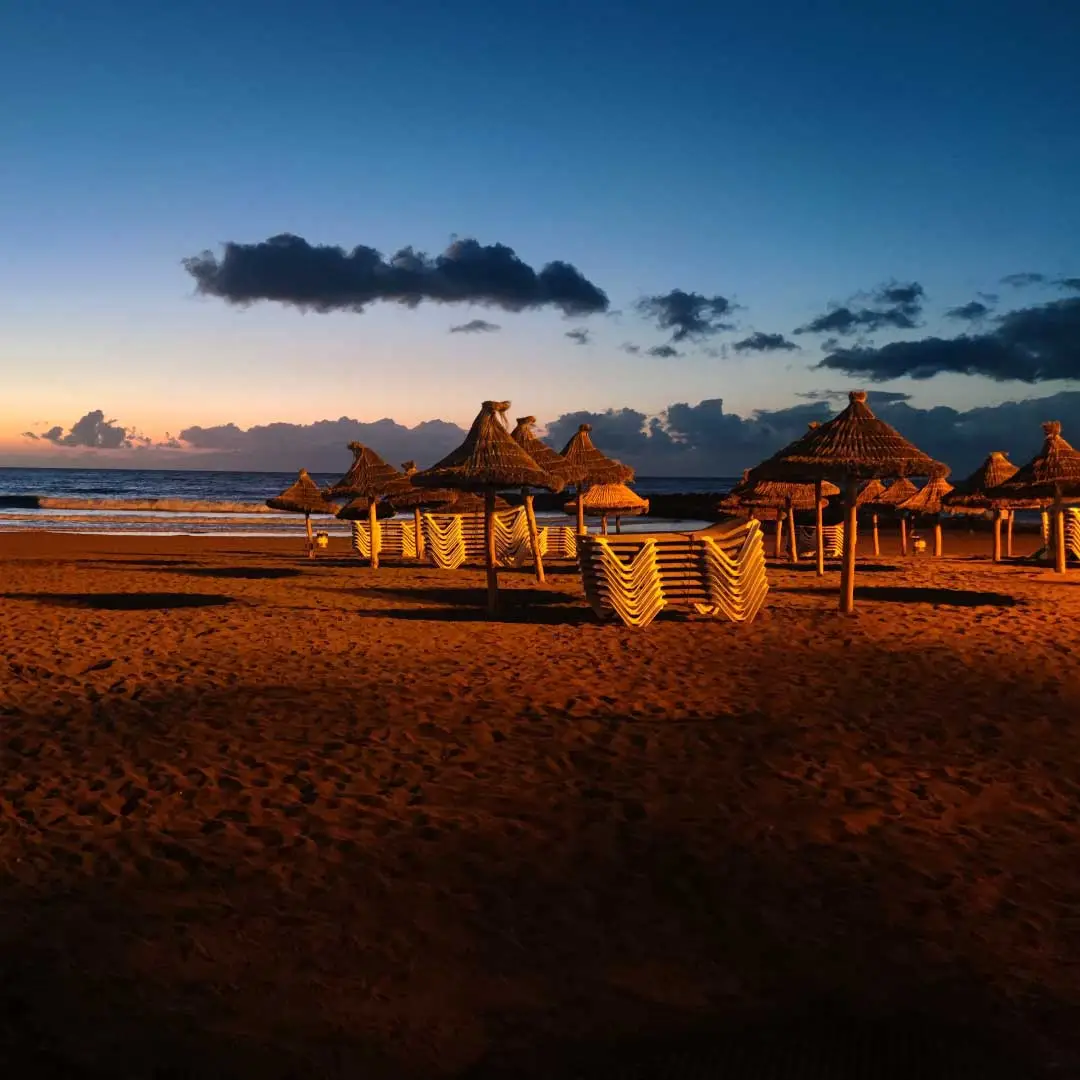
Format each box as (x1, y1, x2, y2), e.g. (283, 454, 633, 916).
(1, 526, 1078, 1077)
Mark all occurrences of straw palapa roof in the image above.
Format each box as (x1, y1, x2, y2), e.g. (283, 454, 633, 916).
(721, 477, 839, 512)
(874, 477, 919, 507)
(943, 452, 1031, 511)
(855, 479, 888, 507)
(565, 482, 649, 517)
(897, 468, 954, 515)
(990, 422, 1080, 501)
(267, 469, 339, 515)
(336, 496, 397, 521)
(510, 416, 584, 486)
(327, 442, 403, 498)
(749, 391, 944, 484)
(413, 401, 563, 493)
(383, 461, 457, 510)
(559, 424, 635, 486)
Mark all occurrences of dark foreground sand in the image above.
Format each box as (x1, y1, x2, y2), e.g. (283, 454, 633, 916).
(1, 528, 1078, 1078)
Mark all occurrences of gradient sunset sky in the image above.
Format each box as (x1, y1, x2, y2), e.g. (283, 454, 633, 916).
(2, 0, 1078, 462)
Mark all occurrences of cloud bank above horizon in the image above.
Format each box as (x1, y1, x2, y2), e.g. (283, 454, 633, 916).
(14, 389, 1080, 480)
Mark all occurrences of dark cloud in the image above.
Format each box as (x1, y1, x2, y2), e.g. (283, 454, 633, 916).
(26, 410, 136, 449)
(978, 292, 999, 305)
(646, 344, 682, 358)
(620, 343, 641, 355)
(539, 390, 1080, 478)
(449, 319, 500, 334)
(945, 300, 992, 322)
(1001, 272, 1045, 288)
(635, 289, 737, 342)
(176, 416, 467, 472)
(1059, 278, 1080, 292)
(183, 234, 609, 317)
(796, 389, 912, 404)
(818, 296, 1080, 383)
(732, 331, 799, 353)
(795, 281, 925, 336)
(565, 328, 590, 345)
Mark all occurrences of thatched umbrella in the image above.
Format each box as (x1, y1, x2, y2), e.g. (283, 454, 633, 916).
(383, 461, 457, 561)
(943, 452, 1024, 562)
(413, 400, 563, 614)
(327, 442, 403, 570)
(510, 416, 583, 583)
(989, 421, 1080, 574)
(898, 467, 954, 557)
(559, 424, 634, 537)
(266, 468, 339, 557)
(722, 473, 838, 573)
(564, 482, 650, 535)
(748, 390, 944, 612)
(855, 479, 888, 556)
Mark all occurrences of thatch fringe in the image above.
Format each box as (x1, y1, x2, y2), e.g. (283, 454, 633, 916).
(990, 422, 1080, 500)
(510, 416, 584, 485)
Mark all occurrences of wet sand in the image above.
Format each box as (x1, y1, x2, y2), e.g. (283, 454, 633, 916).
(1, 527, 1078, 1077)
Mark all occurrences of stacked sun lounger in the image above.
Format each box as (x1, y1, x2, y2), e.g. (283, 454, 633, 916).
(508, 523, 579, 566)
(577, 520, 769, 628)
(420, 508, 528, 571)
(351, 519, 418, 559)
(796, 524, 845, 558)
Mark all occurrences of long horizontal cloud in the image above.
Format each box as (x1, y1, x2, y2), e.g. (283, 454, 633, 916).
(183, 234, 609, 316)
(541, 390, 1080, 478)
(13, 393, 1080, 480)
(945, 300, 992, 322)
(636, 289, 737, 341)
(818, 296, 1080, 382)
(795, 281, 924, 336)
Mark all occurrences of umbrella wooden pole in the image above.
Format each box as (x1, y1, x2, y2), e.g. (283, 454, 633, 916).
(1053, 492, 1067, 574)
(615, 515, 622, 534)
(576, 486, 586, 537)
(368, 499, 380, 569)
(601, 513, 609, 536)
(840, 478, 859, 613)
(992, 510, 1003, 563)
(522, 491, 546, 584)
(815, 480, 825, 576)
(899, 514, 908, 556)
(933, 516, 943, 557)
(305, 513, 314, 558)
(774, 510, 783, 558)
(1006, 510, 1015, 557)
(787, 503, 799, 563)
(1041, 510, 1050, 554)
(485, 487, 499, 613)
(872, 513, 880, 556)
(414, 507, 425, 560)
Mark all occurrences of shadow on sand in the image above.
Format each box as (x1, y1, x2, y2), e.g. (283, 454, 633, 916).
(0, 592, 236, 611)
(771, 585, 1018, 608)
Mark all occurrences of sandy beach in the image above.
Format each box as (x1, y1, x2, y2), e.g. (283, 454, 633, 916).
(1, 527, 1078, 1077)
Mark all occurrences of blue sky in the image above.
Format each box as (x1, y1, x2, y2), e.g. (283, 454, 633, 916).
(2, 0, 1078, 462)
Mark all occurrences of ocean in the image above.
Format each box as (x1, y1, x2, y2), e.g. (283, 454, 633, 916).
(0, 467, 738, 536)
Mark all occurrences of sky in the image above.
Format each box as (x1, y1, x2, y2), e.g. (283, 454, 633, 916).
(2, 0, 1079, 474)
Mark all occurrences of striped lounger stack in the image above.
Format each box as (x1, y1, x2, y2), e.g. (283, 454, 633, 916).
(796, 523, 845, 559)
(577, 519, 769, 629)
(351, 519, 418, 559)
(421, 508, 529, 571)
